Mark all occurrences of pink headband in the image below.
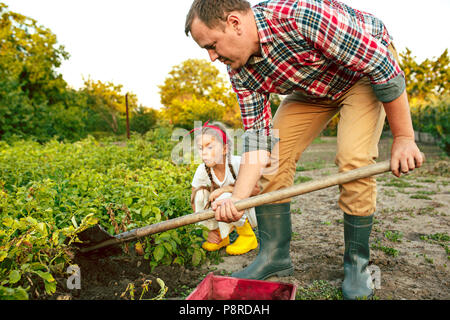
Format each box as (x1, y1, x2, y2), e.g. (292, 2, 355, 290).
(188, 120, 227, 145)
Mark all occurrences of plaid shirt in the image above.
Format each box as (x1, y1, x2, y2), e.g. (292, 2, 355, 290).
(228, 0, 404, 144)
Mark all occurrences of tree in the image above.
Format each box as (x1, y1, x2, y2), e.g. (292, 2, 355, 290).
(0, 3, 69, 104)
(82, 78, 139, 133)
(400, 48, 449, 104)
(130, 106, 160, 134)
(0, 3, 85, 141)
(158, 59, 241, 129)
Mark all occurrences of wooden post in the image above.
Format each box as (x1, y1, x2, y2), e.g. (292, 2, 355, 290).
(125, 93, 130, 139)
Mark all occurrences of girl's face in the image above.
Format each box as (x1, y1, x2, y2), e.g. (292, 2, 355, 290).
(196, 134, 226, 168)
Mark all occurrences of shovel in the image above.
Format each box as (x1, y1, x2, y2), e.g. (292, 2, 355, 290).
(74, 158, 407, 255)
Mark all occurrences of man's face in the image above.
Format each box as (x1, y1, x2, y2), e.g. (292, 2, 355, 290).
(190, 16, 252, 70)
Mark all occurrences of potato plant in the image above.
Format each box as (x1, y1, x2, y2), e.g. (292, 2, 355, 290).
(0, 131, 204, 299)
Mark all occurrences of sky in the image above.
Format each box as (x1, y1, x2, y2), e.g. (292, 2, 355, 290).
(3, 0, 450, 110)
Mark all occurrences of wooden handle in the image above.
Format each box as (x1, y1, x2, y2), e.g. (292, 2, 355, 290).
(123, 159, 392, 241)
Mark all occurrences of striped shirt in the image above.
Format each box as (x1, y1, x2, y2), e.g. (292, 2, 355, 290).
(228, 0, 405, 148)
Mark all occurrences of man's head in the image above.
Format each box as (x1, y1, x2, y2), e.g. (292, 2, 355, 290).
(185, 0, 260, 70)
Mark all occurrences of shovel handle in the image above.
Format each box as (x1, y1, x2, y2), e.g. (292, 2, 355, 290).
(123, 159, 393, 241)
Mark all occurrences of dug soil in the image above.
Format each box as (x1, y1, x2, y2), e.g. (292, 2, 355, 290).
(44, 138, 449, 300)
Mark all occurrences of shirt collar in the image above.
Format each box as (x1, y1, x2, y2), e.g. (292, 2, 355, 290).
(248, 7, 273, 65)
(252, 7, 273, 44)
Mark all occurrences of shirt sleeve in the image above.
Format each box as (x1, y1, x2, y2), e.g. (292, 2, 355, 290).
(191, 164, 211, 188)
(229, 75, 280, 153)
(294, 1, 405, 102)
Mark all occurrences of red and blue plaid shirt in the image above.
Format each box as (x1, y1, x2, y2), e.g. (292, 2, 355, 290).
(228, 0, 404, 141)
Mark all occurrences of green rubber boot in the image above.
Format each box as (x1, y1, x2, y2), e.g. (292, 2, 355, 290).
(342, 213, 375, 300)
(231, 202, 294, 280)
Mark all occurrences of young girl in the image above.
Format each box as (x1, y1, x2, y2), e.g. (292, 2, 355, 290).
(190, 121, 259, 255)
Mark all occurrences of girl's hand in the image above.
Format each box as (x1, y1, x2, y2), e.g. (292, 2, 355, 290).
(209, 188, 224, 203)
(207, 229, 222, 244)
(208, 186, 233, 202)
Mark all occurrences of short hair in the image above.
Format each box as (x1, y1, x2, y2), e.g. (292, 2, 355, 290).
(185, 0, 251, 36)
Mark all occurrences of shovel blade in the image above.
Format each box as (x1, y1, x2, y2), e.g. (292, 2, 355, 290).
(74, 224, 123, 257)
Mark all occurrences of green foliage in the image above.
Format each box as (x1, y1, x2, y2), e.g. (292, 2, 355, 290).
(398, 49, 449, 154)
(371, 239, 399, 257)
(410, 95, 450, 155)
(0, 130, 206, 299)
(0, 4, 159, 142)
(296, 280, 343, 300)
(82, 78, 141, 134)
(384, 230, 403, 243)
(0, 3, 77, 142)
(130, 107, 159, 134)
(400, 48, 449, 101)
(322, 49, 449, 154)
(158, 59, 241, 129)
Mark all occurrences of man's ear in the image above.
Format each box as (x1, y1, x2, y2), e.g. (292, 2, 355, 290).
(226, 13, 242, 35)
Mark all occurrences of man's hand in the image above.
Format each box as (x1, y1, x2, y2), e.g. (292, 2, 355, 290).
(390, 137, 424, 177)
(383, 90, 425, 177)
(211, 196, 244, 223)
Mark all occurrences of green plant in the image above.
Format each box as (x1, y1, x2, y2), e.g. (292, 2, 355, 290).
(410, 194, 432, 200)
(296, 160, 327, 172)
(294, 175, 313, 183)
(296, 280, 343, 300)
(0, 131, 206, 299)
(384, 230, 403, 243)
(120, 278, 168, 300)
(383, 179, 422, 188)
(371, 239, 399, 257)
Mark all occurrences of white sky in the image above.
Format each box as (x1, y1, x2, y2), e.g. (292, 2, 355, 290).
(3, 0, 450, 109)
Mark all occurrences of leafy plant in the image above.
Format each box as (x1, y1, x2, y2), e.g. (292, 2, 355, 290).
(384, 230, 403, 243)
(0, 131, 206, 299)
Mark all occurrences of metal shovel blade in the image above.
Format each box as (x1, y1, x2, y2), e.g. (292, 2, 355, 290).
(74, 224, 122, 256)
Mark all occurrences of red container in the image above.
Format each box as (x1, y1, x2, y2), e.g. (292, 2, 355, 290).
(186, 272, 297, 300)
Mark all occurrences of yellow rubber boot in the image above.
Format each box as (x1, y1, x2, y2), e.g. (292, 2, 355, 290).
(202, 235, 230, 252)
(226, 220, 258, 255)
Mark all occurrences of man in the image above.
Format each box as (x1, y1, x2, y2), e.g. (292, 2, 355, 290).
(185, 0, 423, 300)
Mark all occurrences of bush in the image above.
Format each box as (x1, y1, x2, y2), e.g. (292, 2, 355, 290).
(0, 130, 206, 299)
(411, 95, 450, 155)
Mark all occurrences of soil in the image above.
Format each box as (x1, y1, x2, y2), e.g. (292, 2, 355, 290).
(41, 138, 449, 300)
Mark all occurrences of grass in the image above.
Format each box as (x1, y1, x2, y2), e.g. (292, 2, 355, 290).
(311, 137, 328, 144)
(383, 189, 396, 197)
(416, 190, 437, 195)
(417, 178, 436, 183)
(296, 280, 343, 300)
(409, 190, 436, 200)
(420, 232, 450, 242)
(371, 239, 399, 257)
(296, 159, 327, 172)
(410, 194, 432, 200)
(295, 175, 313, 183)
(417, 206, 439, 216)
(384, 230, 403, 242)
(292, 231, 302, 240)
(383, 179, 422, 188)
(420, 233, 450, 261)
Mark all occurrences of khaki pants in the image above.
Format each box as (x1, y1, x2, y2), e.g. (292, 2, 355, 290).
(259, 45, 399, 217)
